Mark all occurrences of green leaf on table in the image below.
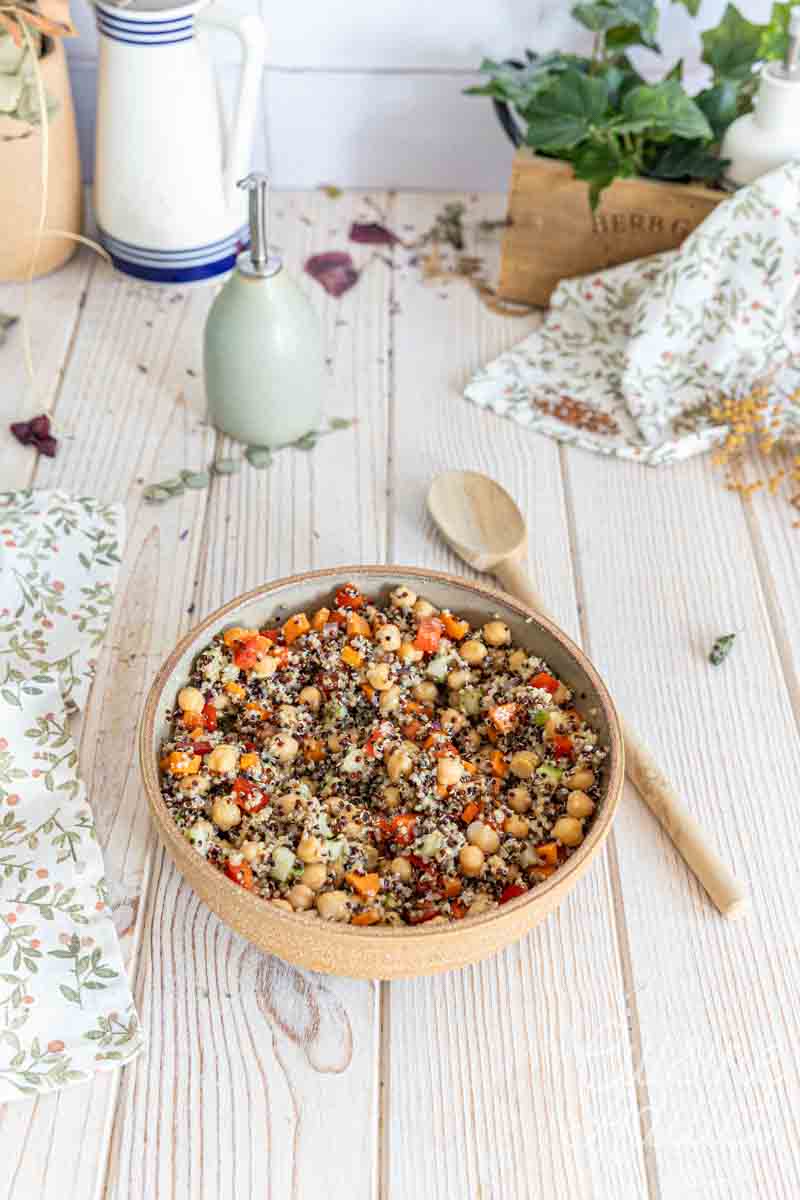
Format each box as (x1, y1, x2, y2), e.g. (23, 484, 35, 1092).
(571, 141, 638, 208)
(702, 4, 762, 82)
(695, 79, 741, 138)
(619, 80, 713, 141)
(524, 67, 609, 151)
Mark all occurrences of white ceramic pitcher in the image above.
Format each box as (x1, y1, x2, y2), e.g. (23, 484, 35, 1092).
(93, 0, 265, 284)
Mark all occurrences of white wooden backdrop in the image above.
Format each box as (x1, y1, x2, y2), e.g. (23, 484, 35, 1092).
(1, 191, 799, 1199)
(66, 0, 778, 189)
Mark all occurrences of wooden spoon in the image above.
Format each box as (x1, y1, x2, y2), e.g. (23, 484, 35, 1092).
(427, 468, 747, 919)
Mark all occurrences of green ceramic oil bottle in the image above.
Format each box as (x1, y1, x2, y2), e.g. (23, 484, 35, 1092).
(204, 172, 325, 446)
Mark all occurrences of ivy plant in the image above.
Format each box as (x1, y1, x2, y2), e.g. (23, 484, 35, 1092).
(468, 2, 795, 209)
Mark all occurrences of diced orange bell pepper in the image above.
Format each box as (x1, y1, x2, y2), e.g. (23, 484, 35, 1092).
(225, 859, 254, 889)
(441, 876, 462, 898)
(234, 634, 272, 670)
(224, 682, 246, 699)
(345, 872, 380, 899)
(335, 584, 366, 610)
(244, 702, 267, 720)
(283, 612, 310, 644)
(461, 760, 478, 775)
(223, 626, 255, 646)
(414, 617, 444, 654)
(489, 702, 518, 733)
(239, 752, 259, 771)
(311, 606, 331, 630)
(346, 611, 372, 640)
(341, 645, 363, 669)
(490, 750, 508, 778)
(303, 737, 326, 763)
(164, 750, 201, 777)
(536, 842, 559, 865)
(351, 909, 381, 926)
(183, 711, 204, 730)
(441, 611, 470, 641)
(461, 801, 481, 824)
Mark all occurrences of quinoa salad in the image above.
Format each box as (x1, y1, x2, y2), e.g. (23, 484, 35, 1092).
(158, 582, 606, 926)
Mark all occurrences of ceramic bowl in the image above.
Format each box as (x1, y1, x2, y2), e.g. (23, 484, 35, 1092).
(139, 566, 624, 979)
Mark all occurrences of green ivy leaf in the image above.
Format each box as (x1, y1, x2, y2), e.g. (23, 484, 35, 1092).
(760, 2, 794, 60)
(670, 0, 701, 14)
(620, 81, 713, 141)
(571, 140, 638, 208)
(572, 0, 659, 50)
(695, 80, 741, 139)
(465, 53, 576, 108)
(645, 139, 726, 183)
(701, 4, 762, 83)
(524, 67, 609, 150)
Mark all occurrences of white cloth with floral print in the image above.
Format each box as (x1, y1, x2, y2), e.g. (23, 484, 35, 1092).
(466, 161, 800, 465)
(0, 491, 143, 1101)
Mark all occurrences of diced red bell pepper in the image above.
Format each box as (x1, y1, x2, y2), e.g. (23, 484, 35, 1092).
(234, 634, 272, 670)
(499, 883, 527, 904)
(384, 813, 416, 846)
(335, 584, 366, 610)
(232, 777, 269, 813)
(413, 617, 444, 654)
(364, 721, 394, 758)
(202, 702, 217, 731)
(530, 672, 559, 695)
(225, 859, 254, 890)
(450, 900, 467, 920)
(552, 734, 574, 758)
(408, 907, 438, 925)
(192, 741, 212, 756)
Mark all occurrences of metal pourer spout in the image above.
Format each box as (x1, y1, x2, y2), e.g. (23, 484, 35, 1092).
(237, 172, 281, 277)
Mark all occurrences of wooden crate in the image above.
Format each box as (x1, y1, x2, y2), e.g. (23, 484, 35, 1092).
(498, 150, 724, 307)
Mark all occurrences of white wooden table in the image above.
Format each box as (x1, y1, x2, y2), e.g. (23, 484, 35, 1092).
(1, 192, 799, 1200)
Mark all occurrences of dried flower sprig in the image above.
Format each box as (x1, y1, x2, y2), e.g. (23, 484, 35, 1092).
(709, 633, 736, 666)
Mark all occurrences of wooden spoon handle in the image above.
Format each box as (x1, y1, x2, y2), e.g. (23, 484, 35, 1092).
(494, 557, 748, 919)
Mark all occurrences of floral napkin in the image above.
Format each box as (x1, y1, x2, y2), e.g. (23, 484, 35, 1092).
(465, 161, 800, 465)
(0, 491, 144, 1101)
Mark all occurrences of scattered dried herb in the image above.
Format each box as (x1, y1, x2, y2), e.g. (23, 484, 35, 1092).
(181, 469, 210, 490)
(9, 413, 58, 457)
(1, 313, 18, 346)
(709, 633, 736, 665)
(319, 184, 343, 199)
(420, 202, 466, 251)
(305, 251, 359, 297)
(349, 222, 399, 246)
(211, 458, 240, 476)
(245, 446, 274, 469)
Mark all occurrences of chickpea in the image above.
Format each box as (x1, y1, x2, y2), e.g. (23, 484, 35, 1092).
(178, 774, 211, 795)
(302, 862, 328, 891)
(553, 682, 570, 705)
(565, 768, 596, 791)
(462, 729, 481, 753)
(316, 890, 350, 921)
(210, 796, 241, 831)
(459, 844, 485, 877)
(468, 894, 494, 917)
(460, 640, 488, 666)
(509, 750, 540, 779)
(467, 821, 500, 854)
(387, 747, 413, 783)
(366, 663, 393, 691)
(447, 668, 470, 691)
(277, 704, 299, 729)
(271, 899, 293, 913)
(391, 856, 412, 882)
(251, 655, 278, 678)
(178, 686, 205, 713)
(504, 814, 530, 838)
(440, 707, 466, 734)
(506, 785, 531, 813)
(552, 816, 584, 847)
(270, 733, 299, 763)
(364, 844, 379, 869)
(567, 791, 595, 819)
(328, 733, 346, 753)
(437, 756, 464, 790)
(342, 820, 365, 840)
(276, 791, 300, 815)
(413, 681, 438, 703)
(297, 834, 323, 863)
(298, 685, 322, 712)
(207, 745, 239, 774)
(287, 883, 314, 911)
(412, 598, 437, 619)
(383, 785, 401, 810)
(390, 584, 417, 610)
(375, 623, 401, 652)
(543, 713, 565, 741)
(508, 649, 527, 673)
(398, 640, 424, 664)
(239, 840, 261, 862)
(379, 684, 402, 714)
(482, 620, 510, 647)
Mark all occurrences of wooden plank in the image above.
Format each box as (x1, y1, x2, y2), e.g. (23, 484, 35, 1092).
(103, 191, 388, 1200)
(0, 262, 217, 1200)
(386, 192, 648, 1200)
(0, 250, 93, 490)
(563, 446, 800, 1199)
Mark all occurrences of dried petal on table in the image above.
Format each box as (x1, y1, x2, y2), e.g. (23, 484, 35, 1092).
(305, 251, 359, 297)
(349, 221, 399, 246)
(9, 413, 58, 457)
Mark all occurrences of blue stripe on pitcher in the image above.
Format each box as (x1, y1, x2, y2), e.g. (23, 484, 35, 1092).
(98, 226, 249, 283)
(95, 5, 194, 44)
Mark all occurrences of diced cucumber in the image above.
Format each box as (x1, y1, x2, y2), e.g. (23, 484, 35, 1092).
(532, 709, 550, 727)
(270, 845, 296, 882)
(536, 763, 563, 784)
(458, 687, 481, 716)
(418, 830, 445, 858)
(426, 655, 450, 682)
